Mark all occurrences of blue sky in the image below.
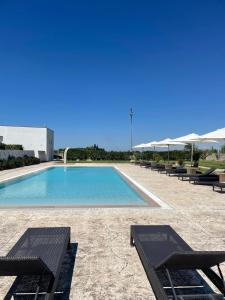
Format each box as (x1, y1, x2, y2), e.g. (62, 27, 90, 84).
(0, 1, 225, 150)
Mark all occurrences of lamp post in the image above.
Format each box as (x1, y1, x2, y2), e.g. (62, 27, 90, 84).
(129, 108, 134, 151)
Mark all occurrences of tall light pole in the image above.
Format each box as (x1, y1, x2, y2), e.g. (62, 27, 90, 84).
(129, 108, 134, 151)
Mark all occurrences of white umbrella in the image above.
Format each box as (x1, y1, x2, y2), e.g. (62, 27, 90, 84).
(151, 138, 186, 161)
(133, 143, 148, 160)
(172, 133, 199, 164)
(143, 141, 161, 152)
(133, 143, 148, 149)
(173, 133, 200, 142)
(172, 133, 218, 164)
(133, 141, 163, 160)
(193, 128, 225, 159)
(197, 127, 225, 140)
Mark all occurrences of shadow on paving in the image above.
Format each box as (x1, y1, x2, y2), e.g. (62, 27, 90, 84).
(4, 243, 78, 300)
(157, 268, 223, 299)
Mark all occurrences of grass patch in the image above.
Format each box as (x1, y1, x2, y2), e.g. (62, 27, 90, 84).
(56, 160, 131, 163)
(198, 160, 225, 169)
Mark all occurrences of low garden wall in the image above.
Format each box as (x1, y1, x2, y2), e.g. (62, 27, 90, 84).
(0, 150, 35, 160)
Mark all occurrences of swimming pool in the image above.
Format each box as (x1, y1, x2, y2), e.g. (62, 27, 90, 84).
(0, 167, 157, 207)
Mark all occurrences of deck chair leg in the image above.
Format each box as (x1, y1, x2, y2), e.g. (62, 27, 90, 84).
(34, 273, 45, 300)
(34, 285, 40, 300)
(203, 267, 225, 296)
(130, 234, 134, 246)
(130, 236, 134, 247)
(165, 268, 178, 300)
(45, 276, 59, 300)
(217, 264, 225, 289)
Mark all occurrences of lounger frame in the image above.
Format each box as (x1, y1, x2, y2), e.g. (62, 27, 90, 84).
(131, 225, 225, 300)
(1, 227, 71, 300)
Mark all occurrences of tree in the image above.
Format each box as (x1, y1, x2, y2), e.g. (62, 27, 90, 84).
(221, 144, 225, 154)
(184, 143, 198, 152)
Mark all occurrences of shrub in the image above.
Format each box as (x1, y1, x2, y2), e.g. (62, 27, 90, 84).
(23, 155, 33, 166)
(7, 157, 17, 169)
(193, 151, 201, 162)
(32, 157, 40, 164)
(0, 159, 8, 170)
(66, 147, 132, 161)
(0, 144, 23, 150)
(5, 144, 23, 150)
(153, 153, 162, 162)
(0, 155, 40, 171)
(60, 146, 218, 162)
(15, 157, 25, 167)
(0, 143, 6, 150)
(178, 159, 184, 166)
(193, 151, 201, 167)
(0, 160, 4, 170)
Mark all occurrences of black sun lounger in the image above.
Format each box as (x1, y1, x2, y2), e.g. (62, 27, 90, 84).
(131, 225, 225, 300)
(191, 174, 219, 185)
(151, 164, 165, 171)
(0, 227, 70, 300)
(178, 168, 216, 181)
(213, 182, 225, 192)
(165, 168, 187, 176)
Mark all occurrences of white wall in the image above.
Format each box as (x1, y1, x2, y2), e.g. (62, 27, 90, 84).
(46, 128, 54, 161)
(0, 126, 54, 161)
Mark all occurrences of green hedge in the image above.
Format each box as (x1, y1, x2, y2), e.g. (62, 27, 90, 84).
(0, 143, 23, 150)
(66, 147, 132, 161)
(61, 146, 209, 162)
(0, 155, 40, 170)
(58, 143, 218, 162)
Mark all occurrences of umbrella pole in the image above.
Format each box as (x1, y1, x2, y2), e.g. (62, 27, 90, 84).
(168, 145, 170, 162)
(191, 143, 194, 166)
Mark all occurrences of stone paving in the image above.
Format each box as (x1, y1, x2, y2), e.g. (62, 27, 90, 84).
(0, 163, 225, 299)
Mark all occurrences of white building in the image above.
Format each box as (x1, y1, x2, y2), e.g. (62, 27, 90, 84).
(0, 126, 54, 161)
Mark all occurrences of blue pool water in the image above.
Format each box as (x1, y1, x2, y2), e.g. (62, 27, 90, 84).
(0, 167, 149, 206)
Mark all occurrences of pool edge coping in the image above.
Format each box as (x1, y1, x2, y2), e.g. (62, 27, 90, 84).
(114, 166, 170, 209)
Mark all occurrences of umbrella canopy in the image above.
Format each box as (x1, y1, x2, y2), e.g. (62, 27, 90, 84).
(197, 127, 225, 140)
(172, 133, 201, 143)
(133, 143, 147, 160)
(151, 138, 185, 161)
(172, 133, 218, 164)
(172, 133, 203, 164)
(151, 138, 185, 146)
(133, 143, 148, 149)
(144, 141, 158, 148)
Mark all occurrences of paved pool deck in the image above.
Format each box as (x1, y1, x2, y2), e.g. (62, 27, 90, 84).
(0, 162, 225, 299)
